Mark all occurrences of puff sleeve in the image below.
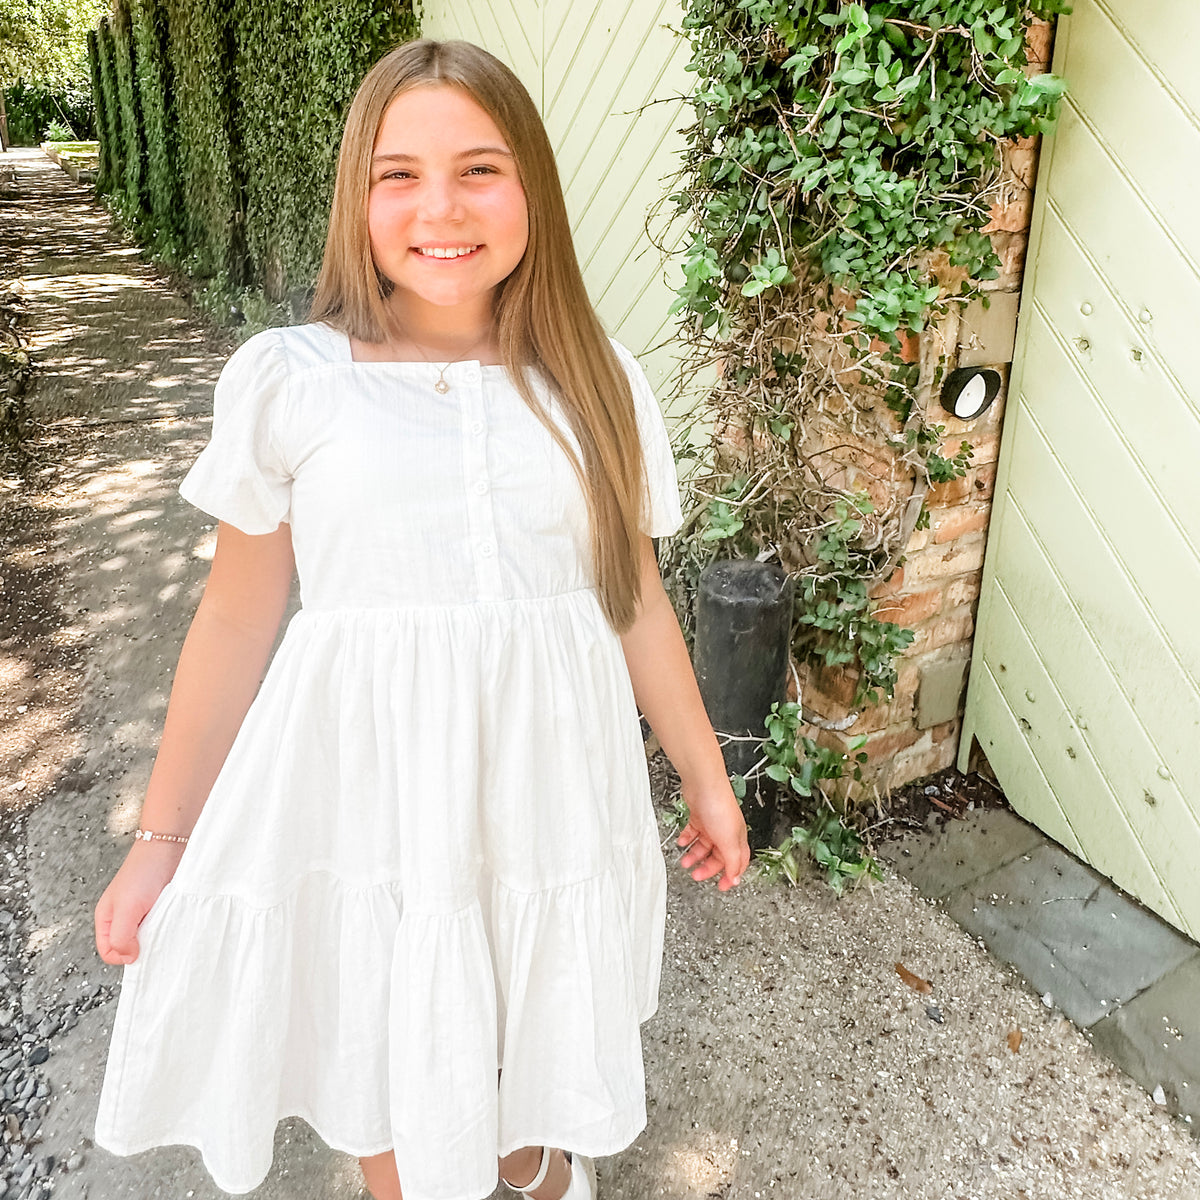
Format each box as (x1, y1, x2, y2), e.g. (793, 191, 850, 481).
(611, 340, 684, 538)
(178, 331, 293, 535)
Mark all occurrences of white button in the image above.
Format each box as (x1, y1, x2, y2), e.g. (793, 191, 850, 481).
(480, 541, 496, 557)
(474, 480, 489, 495)
(471, 421, 485, 435)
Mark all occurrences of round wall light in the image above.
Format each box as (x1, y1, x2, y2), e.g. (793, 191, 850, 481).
(940, 366, 1001, 421)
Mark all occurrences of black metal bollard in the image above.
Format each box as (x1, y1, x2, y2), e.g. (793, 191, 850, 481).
(693, 560, 793, 850)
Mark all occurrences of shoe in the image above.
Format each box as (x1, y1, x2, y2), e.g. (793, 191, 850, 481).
(502, 1147, 597, 1199)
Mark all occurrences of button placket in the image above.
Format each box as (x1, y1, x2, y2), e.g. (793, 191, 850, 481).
(459, 378, 502, 599)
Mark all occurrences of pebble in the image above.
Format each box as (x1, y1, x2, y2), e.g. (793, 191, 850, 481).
(23, 1047, 47, 1068)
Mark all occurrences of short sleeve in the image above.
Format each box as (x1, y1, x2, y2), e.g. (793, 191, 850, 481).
(179, 331, 292, 535)
(610, 339, 684, 537)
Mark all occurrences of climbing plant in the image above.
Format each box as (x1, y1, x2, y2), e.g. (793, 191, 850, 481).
(662, 1, 1068, 830)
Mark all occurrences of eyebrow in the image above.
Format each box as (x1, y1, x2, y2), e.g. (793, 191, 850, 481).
(372, 147, 514, 163)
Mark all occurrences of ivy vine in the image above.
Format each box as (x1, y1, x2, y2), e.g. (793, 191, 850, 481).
(660, 0, 1069, 836)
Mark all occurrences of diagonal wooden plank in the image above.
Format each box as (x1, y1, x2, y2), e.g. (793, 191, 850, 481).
(1096, 0, 1200, 126)
(982, 579, 1179, 925)
(1044, 105, 1200, 411)
(967, 661, 1087, 861)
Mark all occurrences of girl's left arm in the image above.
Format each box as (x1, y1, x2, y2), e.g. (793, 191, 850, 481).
(620, 534, 751, 891)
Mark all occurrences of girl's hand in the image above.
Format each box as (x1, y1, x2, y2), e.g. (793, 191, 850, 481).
(94, 840, 187, 965)
(675, 777, 751, 892)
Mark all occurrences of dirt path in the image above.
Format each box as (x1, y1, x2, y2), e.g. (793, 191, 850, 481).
(1, 147, 1198, 1200)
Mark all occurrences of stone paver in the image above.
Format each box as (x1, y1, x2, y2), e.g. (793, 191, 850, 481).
(880, 806, 1045, 899)
(884, 806, 1200, 1133)
(1088, 954, 1200, 1126)
(943, 842, 1198, 1028)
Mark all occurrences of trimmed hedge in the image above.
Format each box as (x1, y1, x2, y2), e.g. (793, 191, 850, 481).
(93, 20, 123, 193)
(85, 32, 114, 187)
(87, 0, 419, 304)
(130, 0, 182, 255)
(1, 81, 96, 146)
(111, 3, 147, 215)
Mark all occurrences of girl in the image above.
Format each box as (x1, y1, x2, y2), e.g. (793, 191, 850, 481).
(92, 38, 750, 1200)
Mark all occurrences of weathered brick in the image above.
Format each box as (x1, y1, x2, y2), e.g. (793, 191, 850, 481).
(921, 608, 975, 653)
(940, 432, 1000, 465)
(887, 735, 959, 789)
(805, 663, 859, 708)
(972, 462, 998, 499)
(934, 504, 990, 544)
(801, 686, 855, 726)
(1007, 144, 1039, 190)
(931, 718, 961, 745)
(814, 726, 852, 756)
(870, 566, 905, 598)
(905, 525, 930, 553)
(966, 433, 1001, 464)
(863, 724, 922, 762)
(983, 189, 1033, 234)
(926, 475, 973, 507)
(945, 570, 983, 610)
(925, 406, 975, 439)
(1025, 19, 1054, 71)
(874, 586, 943, 628)
(895, 664, 921, 707)
(846, 700, 893, 736)
(984, 230, 1030, 290)
(869, 328, 920, 363)
(904, 535, 987, 584)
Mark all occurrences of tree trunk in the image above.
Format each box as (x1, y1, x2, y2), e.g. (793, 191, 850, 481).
(0, 88, 10, 152)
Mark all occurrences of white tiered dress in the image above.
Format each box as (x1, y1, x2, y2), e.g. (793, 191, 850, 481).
(94, 321, 683, 1200)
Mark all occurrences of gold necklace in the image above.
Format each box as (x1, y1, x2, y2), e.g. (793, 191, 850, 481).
(398, 323, 494, 394)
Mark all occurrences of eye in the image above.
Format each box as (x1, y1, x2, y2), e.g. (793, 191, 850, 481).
(381, 169, 413, 181)
(466, 164, 497, 176)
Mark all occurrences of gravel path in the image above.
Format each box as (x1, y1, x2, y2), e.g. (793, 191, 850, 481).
(1, 147, 1198, 1200)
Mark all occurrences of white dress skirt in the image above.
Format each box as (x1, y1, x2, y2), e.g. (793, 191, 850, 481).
(93, 321, 684, 1200)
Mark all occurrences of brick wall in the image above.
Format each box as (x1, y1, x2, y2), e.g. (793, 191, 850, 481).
(794, 18, 1057, 797)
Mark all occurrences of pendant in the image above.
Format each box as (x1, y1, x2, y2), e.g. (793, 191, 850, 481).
(435, 378, 450, 394)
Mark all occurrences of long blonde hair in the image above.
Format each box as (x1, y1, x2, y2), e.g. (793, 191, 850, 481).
(310, 38, 647, 631)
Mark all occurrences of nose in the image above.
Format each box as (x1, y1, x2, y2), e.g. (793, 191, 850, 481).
(417, 175, 466, 224)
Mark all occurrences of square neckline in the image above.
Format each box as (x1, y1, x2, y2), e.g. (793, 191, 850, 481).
(323, 322, 509, 372)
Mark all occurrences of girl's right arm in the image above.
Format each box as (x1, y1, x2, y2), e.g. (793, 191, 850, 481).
(94, 520, 296, 966)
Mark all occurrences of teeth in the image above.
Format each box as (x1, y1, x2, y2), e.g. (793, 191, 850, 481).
(417, 246, 478, 258)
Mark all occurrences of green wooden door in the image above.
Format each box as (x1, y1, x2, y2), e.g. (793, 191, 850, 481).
(960, 0, 1200, 938)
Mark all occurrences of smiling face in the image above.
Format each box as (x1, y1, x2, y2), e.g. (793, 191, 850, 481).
(366, 85, 529, 340)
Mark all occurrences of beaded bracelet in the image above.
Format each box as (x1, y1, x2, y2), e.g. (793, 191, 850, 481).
(134, 828, 190, 844)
